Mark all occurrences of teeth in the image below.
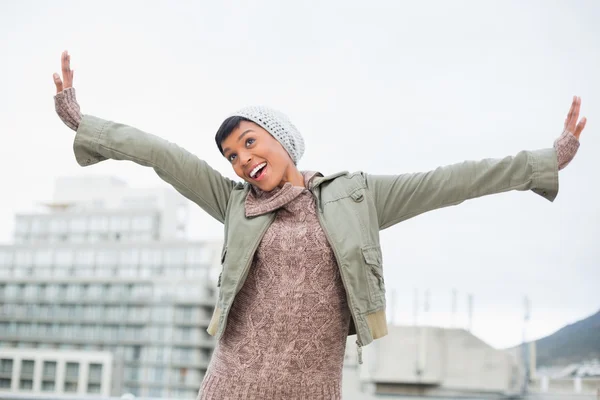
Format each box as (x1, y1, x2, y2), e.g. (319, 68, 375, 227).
(250, 162, 267, 178)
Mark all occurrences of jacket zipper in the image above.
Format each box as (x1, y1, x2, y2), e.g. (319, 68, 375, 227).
(311, 189, 364, 364)
(216, 214, 276, 339)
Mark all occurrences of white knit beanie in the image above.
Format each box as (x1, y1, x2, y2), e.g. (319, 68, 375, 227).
(230, 106, 305, 164)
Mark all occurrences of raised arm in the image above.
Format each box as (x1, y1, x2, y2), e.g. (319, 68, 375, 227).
(53, 51, 235, 223)
(367, 97, 586, 230)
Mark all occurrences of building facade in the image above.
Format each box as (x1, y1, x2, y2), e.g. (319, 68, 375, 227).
(0, 348, 113, 396)
(0, 176, 221, 399)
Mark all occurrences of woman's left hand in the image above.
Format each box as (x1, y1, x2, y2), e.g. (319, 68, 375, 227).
(555, 96, 586, 170)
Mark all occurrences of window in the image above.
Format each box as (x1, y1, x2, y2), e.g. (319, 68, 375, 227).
(65, 362, 79, 380)
(33, 249, 53, 267)
(0, 250, 13, 267)
(179, 306, 193, 321)
(69, 217, 87, 233)
(46, 284, 59, 300)
(164, 249, 186, 266)
(187, 247, 210, 265)
(131, 285, 151, 299)
(90, 216, 109, 232)
(14, 251, 33, 267)
(64, 381, 78, 393)
(124, 366, 139, 380)
(118, 266, 137, 278)
(42, 361, 56, 378)
(0, 359, 13, 374)
(24, 284, 38, 300)
(20, 359, 34, 376)
(88, 363, 103, 382)
(19, 378, 33, 390)
(49, 218, 68, 234)
(87, 284, 104, 299)
(41, 361, 56, 391)
(131, 215, 154, 231)
(97, 250, 118, 266)
(30, 217, 48, 234)
(0, 378, 10, 388)
(66, 285, 82, 300)
(95, 266, 114, 277)
(133, 345, 142, 361)
(105, 325, 118, 340)
(140, 249, 162, 266)
(150, 367, 164, 382)
(75, 250, 95, 266)
(88, 383, 101, 393)
(109, 216, 130, 233)
(54, 249, 74, 267)
(15, 217, 30, 235)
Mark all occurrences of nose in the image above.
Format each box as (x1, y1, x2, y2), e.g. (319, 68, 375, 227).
(240, 150, 252, 167)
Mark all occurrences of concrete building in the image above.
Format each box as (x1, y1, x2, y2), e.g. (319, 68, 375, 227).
(343, 325, 525, 399)
(0, 176, 221, 399)
(0, 348, 114, 396)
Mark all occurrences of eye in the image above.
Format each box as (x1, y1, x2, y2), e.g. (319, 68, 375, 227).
(227, 153, 237, 163)
(245, 138, 256, 147)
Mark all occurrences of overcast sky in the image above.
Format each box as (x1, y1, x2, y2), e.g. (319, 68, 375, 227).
(1, 0, 598, 349)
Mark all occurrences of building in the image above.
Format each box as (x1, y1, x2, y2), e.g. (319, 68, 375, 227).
(342, 325, 525, 399)
(0, 176, 221, 399)
(0, 348, 114, 396)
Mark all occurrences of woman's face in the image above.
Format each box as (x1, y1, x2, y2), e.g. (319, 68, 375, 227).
(221, 120, 294, 191)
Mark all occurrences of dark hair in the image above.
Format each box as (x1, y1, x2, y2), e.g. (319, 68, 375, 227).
(215, 116, 252, 155)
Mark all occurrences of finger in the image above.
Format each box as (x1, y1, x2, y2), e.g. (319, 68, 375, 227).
(573, 117, 587, 139)
(53, 73, 63, 93)
(573, 96, 581, 127)
(61, 50, 70, 77)
(565, 96, 577, 131)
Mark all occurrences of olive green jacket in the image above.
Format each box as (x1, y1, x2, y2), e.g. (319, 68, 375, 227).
(73, 115, 559, 354)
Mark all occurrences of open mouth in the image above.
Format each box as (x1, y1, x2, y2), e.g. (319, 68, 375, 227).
(249, 162, 267, 181)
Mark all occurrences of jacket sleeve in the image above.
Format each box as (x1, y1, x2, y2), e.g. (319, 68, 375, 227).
(73, 115, 236, 224)
(366, 148, 559, 230)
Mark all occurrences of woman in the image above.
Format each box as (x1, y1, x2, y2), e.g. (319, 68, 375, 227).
(53, 50, 586, 399)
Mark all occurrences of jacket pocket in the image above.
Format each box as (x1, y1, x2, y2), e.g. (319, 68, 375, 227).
(361, 245, 385, 304)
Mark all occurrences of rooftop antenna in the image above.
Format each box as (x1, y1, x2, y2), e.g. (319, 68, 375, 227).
(467, 293, 473, 332)
(451, 289, 457, 328)
(521, 295, 531, 395)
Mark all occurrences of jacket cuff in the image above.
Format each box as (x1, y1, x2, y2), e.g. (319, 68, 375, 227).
(73, 115, 109, 167)
(530, 148, 559, 202)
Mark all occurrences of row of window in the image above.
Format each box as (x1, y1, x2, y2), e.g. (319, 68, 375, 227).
(0, 343, 211, 365)
(0, 283, 214, 303)
(0, 246, 212, 268)
(0, 264, 210, 279)
(0, 303, 211, 322)
(15, 215, 156, 235)
(16, 231, 157, 245)
(0, 322, 212, 344)
(1, 283, 152, 300)
(0, 359, 102, 393)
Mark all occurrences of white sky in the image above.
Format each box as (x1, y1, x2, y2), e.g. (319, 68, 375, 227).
(1, 0, 598, 349)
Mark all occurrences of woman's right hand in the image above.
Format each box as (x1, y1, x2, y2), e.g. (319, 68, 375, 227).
(53, 50, 82, 131)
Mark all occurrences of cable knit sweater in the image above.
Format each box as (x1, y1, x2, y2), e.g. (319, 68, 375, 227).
(198, 172, 351, 399)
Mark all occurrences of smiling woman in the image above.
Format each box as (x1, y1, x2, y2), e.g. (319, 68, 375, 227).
(216, 108, 306, 190)
(52, 50, 587, 400)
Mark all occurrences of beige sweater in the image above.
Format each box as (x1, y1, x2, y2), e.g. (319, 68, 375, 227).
(197, 172, 351, 399)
